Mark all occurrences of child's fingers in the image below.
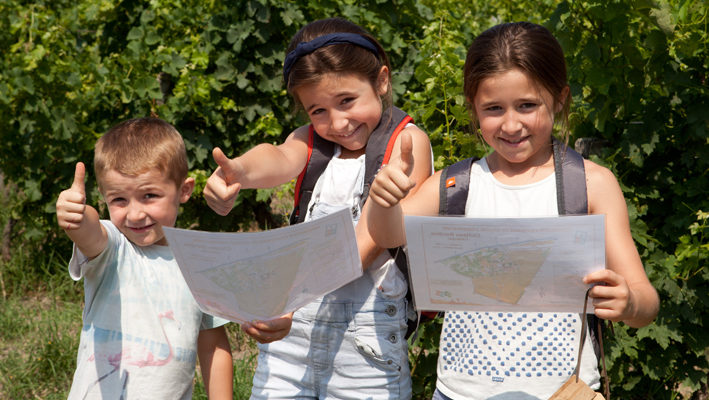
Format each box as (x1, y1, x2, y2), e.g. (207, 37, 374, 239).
(57, 193, 87, 230)
(370, 180, 408, 207)
(204, 170, 241, 216)
(583, 268, 622, 287)
(212, 146, 244, 185)
(248, 313, 293, 332)
(592, 304, 624, 322)
(242, 313, 293, 343)
(369, 191, 399, 208)
(584, 269, 631, 322)
(60, 213, 85, 230)
(369, 164, 415, 207)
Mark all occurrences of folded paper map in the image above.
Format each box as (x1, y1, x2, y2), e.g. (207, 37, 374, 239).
(164, 208, 362, 322)
(404, 215, 605, 313)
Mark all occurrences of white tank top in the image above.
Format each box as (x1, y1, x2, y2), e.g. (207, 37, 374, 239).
(305, 146, 407, 299)
(436, 157, 600, 399)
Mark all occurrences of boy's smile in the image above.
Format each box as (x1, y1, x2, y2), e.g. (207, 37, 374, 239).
(100, 168, 193, 247)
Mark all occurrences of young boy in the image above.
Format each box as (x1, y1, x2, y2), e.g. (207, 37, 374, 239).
(56, 117, 234, 399)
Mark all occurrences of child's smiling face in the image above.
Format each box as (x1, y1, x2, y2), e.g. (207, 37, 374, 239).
(473, 68, 565, 170)
(295, 70, 388, 158)
(100, 168, 193, 247)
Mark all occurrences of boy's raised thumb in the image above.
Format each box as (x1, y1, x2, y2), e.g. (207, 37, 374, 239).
(72, 162, 86, 194)
(399, 131, 414, 176)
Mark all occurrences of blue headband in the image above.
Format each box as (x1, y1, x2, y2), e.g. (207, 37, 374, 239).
(283, 32, 380, 85)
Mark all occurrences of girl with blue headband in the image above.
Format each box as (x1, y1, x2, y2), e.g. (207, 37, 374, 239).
(203, 17, 432, 399)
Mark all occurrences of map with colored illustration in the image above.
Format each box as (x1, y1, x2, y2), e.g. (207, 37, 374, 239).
(440, 239, 553, 304)
(404, 215, 605, 313)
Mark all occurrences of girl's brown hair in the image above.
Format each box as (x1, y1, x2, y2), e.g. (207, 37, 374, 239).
(94, 117, 188, 191)
(285, 18, 392, 109)
(463, 22, 571, 140)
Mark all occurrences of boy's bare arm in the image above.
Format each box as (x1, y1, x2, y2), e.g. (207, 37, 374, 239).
(204, 127, 309, 216)
(197, 326, 233, 399)
(56, 162, 107, 259)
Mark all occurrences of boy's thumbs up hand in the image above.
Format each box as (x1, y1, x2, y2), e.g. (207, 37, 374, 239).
(56, 162, 87, 230)
(369, 131, 416, 208)
(204, 147, 244, 216)
(71, 161, 87, 195)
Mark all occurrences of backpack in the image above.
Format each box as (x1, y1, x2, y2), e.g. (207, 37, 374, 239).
(289, 106, 420, 337)
(437, 138, 603, 357)
(290, 106, 412, 224)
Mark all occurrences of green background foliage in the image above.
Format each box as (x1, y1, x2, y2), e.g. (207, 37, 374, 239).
(1, 0, 707, 398)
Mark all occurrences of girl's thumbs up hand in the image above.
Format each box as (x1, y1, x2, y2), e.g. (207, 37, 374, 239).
(204, 147, 244, 216)
(57, 162, 88, 230)
(369, 131, 416, 208)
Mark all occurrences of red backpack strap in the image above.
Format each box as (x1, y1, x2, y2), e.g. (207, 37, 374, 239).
(290, 126, 315, 224)
(362, 107, 411, 202)
(292, 125, 314, 209)
(289, 125, 336, 225)
(381, 114, 413, 165)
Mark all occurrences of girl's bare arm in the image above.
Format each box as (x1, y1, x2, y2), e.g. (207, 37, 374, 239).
(584, 160, 659, 328)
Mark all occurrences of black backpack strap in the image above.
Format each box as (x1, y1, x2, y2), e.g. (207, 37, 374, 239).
(552, 139, 603, 362)
(291, 106, 411, 225)
(289, 126, 335, 225)
(553, 138, 588, 215)
(400, 156, 477, 338)
(439, 157, 477, 216)
(362, 106, 411, 201)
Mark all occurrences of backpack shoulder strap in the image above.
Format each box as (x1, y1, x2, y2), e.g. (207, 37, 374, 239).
(362, 106, 412, 201)
(553, 138, 588, 215)
(289, 126, 335, 225)
(438, 144, 586, 216)
(439, 157, 477, 216)
(552, 139, 604, 362)
(289, 107, 411, 225)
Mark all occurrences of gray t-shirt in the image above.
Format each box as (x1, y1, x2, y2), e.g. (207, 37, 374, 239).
(67, 220, 228, 399)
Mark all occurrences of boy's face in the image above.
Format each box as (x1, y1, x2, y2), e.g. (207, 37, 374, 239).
(100, 168, 194, 247)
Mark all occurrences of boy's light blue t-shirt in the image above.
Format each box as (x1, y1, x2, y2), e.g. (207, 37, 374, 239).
(67, 220, 228, 400)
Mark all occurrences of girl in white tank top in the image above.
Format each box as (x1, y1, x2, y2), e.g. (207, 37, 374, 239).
(366, 22, 659, 399)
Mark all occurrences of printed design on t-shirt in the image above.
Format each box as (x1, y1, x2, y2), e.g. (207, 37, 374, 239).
(441, 312, 578, 381)
(438, 240, 553, 304)
(82, 310, 183, 396)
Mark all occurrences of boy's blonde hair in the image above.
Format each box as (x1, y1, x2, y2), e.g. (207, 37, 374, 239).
(94, 117, 188, 191)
